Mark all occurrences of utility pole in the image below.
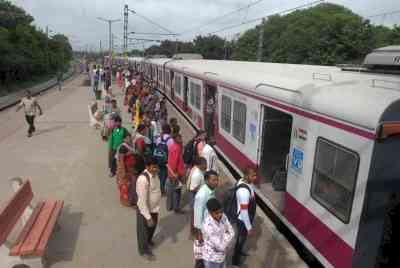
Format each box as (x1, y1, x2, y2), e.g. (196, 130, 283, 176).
(257, 18, 265, 62)
(97, 17, 121, 67)
(124, 5, 129, 55)
(100, 40, 102, 54)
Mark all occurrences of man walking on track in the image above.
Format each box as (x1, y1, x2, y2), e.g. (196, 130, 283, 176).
(16, 90, 43, 137)
(136, 157, 162, 261)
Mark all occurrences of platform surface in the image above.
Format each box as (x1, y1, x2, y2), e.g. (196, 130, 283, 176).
(0, 75, 307, 268)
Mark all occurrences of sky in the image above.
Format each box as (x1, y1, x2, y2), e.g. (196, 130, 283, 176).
(10, 0, 400, 51)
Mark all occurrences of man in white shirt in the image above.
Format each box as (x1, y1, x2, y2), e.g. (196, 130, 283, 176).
(136, 157, 162, 260)
(200, 140, 218, 173)
(16, 90, 42, 137)
(232, 167, 257, 266)
(187, 157, 207, 236)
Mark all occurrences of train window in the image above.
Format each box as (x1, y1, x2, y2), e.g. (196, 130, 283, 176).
(311, 138, 359, 223)
(165, 72, 170, 86)
(190, 82, 201, 110)
(233, 100, 246, 144)
(175, 76, 182, 95)
(221, 95, 232, 133)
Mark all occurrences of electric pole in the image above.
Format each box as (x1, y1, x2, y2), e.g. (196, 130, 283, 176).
(124, 5, 129, 55)
(257, 18, 265, 62)
(97, 17, 121, 67)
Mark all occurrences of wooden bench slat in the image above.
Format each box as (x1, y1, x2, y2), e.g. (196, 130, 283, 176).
(33, 200, 64, 256)
(18, 200, 57, 256)
(0, 181, 33, 246)
(10, 202, 45, 256)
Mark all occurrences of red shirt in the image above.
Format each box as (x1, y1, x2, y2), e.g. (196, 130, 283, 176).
(167, 141, 185, 178)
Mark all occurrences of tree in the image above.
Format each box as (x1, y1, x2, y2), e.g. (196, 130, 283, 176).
(0, 0, 73, 90)
(232, 3, 400, 65)
(193, 35, 226, 59)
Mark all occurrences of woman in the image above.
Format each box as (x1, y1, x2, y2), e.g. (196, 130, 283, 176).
(134, 93, 142, 130)
(116, 132, 136, 207)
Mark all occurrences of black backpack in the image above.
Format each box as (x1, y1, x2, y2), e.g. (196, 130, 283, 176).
(222, 183, 251, 223)
(183, 139, 197, 165)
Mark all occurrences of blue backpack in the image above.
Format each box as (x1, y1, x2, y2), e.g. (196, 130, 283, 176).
(153, 136, 170, 166)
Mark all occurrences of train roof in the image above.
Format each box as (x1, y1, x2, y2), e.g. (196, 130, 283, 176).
(160, 60, 400, 131)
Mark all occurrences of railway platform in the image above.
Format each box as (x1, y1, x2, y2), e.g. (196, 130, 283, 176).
(0, 74, 307, 268)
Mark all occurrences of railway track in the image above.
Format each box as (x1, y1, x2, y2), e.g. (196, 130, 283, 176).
(154, 84, 324, 268)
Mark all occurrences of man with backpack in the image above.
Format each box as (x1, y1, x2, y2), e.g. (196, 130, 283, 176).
(154, 124, 173, 195)
(229, 167, 258, 266)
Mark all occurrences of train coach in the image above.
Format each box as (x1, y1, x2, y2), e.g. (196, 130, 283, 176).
(120, 48, 400, 267)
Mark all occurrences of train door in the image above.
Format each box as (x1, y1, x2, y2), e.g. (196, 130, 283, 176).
(204, 84, 217, 140)
(170, 71, 175, 100)
(258, 105, 293, 211)
(183, 76, 189, 110)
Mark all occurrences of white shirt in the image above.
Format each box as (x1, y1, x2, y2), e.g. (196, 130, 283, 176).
(236, 179, 255, 231)
(136, 170, 162, 220)
(202, 214, 234, 263)
(188, 166, 204, 191)
(201, 144, 218, 172)
(19, 97, 37, 116)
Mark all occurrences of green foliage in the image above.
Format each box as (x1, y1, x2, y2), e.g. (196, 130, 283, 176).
(0, 0, 72, 88)
(233, 3, 400, 65)
(193, 35, 227, 60)
(145, 40, 195, 57)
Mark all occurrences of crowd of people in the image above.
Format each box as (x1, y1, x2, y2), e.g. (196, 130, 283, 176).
(89, 64, 258, 268)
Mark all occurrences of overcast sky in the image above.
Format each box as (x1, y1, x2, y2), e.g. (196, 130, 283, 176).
(11, 0, 400, 51)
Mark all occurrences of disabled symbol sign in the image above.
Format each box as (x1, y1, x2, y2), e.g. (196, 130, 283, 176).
(291, 148, 304, 174)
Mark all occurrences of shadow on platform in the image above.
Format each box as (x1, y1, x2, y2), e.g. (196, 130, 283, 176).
(46, 205, 83, 267)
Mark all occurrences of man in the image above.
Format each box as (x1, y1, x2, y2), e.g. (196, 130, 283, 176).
(205, 96, 215, 141)
(188, 157, 208, 206)
(16, 90, 43, 137)
(108, 116, 127, 177)
(200, 138, 218, 172)
(232, 167, 258, 266)
(57, 70, 63, 91)
(155, 124, 173, 195)
(105, 67, 112, 91)
(166, 133, 185, 213)
(136, 157, 162, 260)
(202, 198, 234, 268)
(187, 157, 208, 236)
(193, 170, 219, 268)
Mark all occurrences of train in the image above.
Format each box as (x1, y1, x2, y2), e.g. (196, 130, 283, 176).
(111, 46, 400, 268)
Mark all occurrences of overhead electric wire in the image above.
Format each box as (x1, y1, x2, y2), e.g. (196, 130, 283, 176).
(367, 9, 400, 19)
(205, 0, 324, 35)
(179, 0, 265, 35)
(129, 9, 176, 34)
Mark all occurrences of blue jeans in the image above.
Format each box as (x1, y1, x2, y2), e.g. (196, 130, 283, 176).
(204, 261, 224, 268)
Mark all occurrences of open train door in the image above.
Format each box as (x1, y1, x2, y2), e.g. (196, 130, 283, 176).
(183, 77, 189, 110)
(204, 83, 217, 141)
